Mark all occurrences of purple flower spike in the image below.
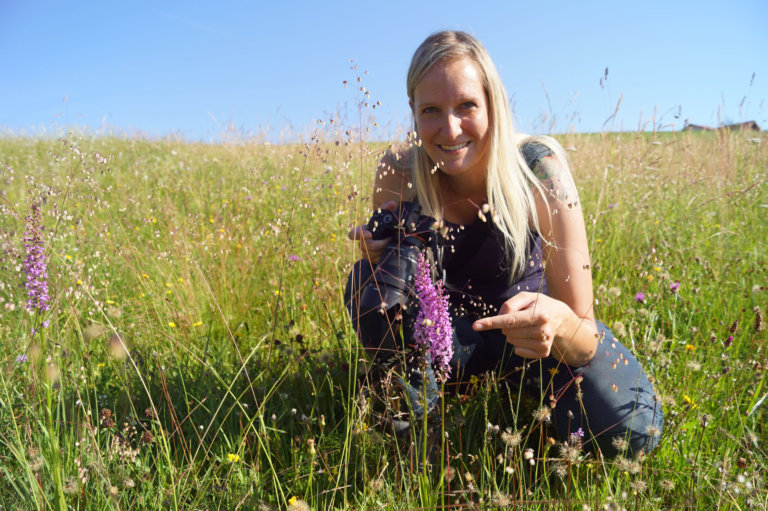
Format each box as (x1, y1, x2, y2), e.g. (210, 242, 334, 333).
(670, 281, 680, 293)
(23, 202, 50, 313)
(413, 252, 453, 382)
(634, 292, 645, 304)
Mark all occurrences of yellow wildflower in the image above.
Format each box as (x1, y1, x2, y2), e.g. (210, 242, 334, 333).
(168, 322, 177, 328)
(227, 453, 240, 463)
(685, 344, 695, 351)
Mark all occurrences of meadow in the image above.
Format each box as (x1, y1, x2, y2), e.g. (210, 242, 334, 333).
(0, 125, 766, 510)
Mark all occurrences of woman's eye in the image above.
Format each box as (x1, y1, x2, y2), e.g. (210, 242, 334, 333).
(461, 102, 476, 109)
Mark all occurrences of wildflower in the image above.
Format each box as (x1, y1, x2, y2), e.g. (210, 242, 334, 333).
(559, 442, 581, 463)
(287, 497, 310, 511)
(634, 292, 645, 304)
(754, 306, 765, 332)
(227, 453, 240, 463)
(685, 344, 695, 352)
(533, 405, 551, 423)
(62, 478, 79, 496)
(660, 479, 675, 491)
(16, 354, 28, 363)
(288, 254, 301, 261)
(670, 281, 680, 293)
(645, 424, 661, 438)
(469, 374, 479, 385)
(168, 322, 177, 328)
(523, 448, 535, 465)
(140, 430, 154, 444)
(615, 455, 641, 475)
(501, 428, 521, 448)
(368, 477, 384, 492)
(23, 202, 50, 313)
(412, 252, 453, 381)
(552, 462, 568, 479)
(611, 436, 629, 453)
(28, 447, 43, 472)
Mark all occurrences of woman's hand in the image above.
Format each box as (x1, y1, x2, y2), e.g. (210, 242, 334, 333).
(472, 292, 571, 361)
(347, 201, 397, 264)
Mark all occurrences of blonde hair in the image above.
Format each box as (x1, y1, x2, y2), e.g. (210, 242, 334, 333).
(405, 30, 565, 281)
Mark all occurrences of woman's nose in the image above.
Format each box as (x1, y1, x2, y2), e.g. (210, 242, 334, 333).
(441, 113, 462, 138)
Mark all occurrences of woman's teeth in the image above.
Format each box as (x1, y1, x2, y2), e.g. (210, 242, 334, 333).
(441, 142, 469, 151)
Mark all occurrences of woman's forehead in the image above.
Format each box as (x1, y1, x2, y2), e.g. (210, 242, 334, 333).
(414, 58, 485, 100)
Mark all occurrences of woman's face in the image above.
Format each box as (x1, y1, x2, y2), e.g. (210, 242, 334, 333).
(412, 57, 490, 186)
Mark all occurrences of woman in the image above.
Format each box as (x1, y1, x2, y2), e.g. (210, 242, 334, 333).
(345, 31, 662, 458)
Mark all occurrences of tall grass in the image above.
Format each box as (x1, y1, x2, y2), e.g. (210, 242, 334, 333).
(0, 127, 766, 509)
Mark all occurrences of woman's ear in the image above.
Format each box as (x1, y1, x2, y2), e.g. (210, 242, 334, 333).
(409, 100, 414, 113)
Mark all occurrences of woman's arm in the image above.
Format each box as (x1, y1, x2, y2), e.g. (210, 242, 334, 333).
(532, 153, 598, 366)
(347, 150, 412, 263)
(473, 151, 597, 367)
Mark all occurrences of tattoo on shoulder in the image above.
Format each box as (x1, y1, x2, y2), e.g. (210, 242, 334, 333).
(532, 156, 581, 209)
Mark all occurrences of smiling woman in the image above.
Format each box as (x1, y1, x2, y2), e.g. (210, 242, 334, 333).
(345, 30, 663, 458)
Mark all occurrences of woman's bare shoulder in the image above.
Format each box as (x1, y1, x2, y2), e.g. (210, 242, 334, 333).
(372, 144, 417, 206)
(378, 143, 416, 175)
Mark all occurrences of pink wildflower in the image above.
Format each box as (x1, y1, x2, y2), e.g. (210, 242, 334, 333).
(23, 202, 50, 313)
(413, 252, 453, 382)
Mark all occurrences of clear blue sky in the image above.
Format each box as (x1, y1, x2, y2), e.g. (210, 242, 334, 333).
(2, 0, 766, 142)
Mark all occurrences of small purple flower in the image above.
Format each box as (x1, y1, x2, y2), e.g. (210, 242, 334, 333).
(725, 335, 734, 347)
(569, 428, 584, 446)
(16, 354, 28, 363)
(23, 202, 50, 313)
(670, 281, 680, 293)
(413, 252, 453, 382)
(634, 292, 645, 304)
(288, 254, 301, 262)
(608, 203, 617, 209)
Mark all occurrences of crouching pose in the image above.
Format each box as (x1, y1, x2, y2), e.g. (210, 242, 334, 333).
(345, 30, 663, 458)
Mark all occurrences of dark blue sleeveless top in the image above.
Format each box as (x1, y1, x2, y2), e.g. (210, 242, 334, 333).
(437, 141, 551, 319)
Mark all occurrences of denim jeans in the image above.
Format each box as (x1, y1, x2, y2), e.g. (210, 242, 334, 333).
(345, 259, 664, 458)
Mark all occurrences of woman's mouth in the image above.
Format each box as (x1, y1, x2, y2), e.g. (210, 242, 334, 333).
(439, 141, 470, 151)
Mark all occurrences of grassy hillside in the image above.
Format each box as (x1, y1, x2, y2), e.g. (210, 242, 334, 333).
(0, 130, 766, 509)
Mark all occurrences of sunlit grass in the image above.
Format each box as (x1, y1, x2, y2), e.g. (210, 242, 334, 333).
(0, 127, 766, 509)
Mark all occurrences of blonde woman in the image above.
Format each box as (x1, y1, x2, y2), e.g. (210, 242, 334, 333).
(346, 31, 662, 457)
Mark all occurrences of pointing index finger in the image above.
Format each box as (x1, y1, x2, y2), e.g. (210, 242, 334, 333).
(473, 314, 516, 331)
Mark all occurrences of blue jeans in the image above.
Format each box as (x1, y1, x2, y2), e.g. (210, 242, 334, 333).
(345, 259, 664, 458)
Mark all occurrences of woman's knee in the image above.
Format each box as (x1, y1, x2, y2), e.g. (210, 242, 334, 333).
(556, 324, 664, 458)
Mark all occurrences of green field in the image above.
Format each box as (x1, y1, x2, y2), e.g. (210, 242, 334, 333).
(1, 129, 766, 510)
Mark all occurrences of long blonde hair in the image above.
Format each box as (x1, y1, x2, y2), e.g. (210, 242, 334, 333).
(406, 31, 563, 281)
